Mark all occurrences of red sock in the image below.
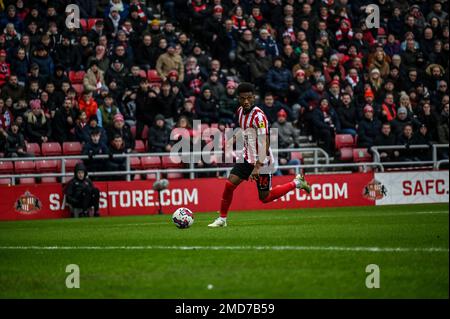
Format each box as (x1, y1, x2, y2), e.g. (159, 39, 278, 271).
(261, 182, 296, 203)
(220, 180, 237, 218)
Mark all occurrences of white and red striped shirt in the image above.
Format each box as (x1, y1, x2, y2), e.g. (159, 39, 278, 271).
(236, 106, 273, 164)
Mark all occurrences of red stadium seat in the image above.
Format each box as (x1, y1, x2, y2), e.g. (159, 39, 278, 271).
(42, 143, 62, 156)
(134, 140, 146, 153)
(353, 148, 372, 163)
(141, 156, 161, 169)
(146, 173, 157, 180)
(339, 147, 354, 161)
(335, 134, 354, 150)
(167, 172, 183, 179)
(79, 19, 88, 31)
(130, 126, 137, 138)
(69, 71, 85, 84)
(0, 160, 14, 174)
(161, 155, 183, 169)
(147, 69, 162, 83)
(210, 123, 219, 129)
(14, 160, 36, 174)
(41, 177, 58, 184)
(290, 151, 303, 163)
(19, 177, 36, 185)
(36, 160, 59, 173)
(72, 84, 84, 96)
(138, 70, 147, 78)
(26, 143, 41, 156)
(0, 178, 11, 185)
(171, 127, 190, 140)
(141, 125, 149, 140)
(133, 174, 142, 180)
(63, 142, 82, 155)
(130, 157, 142, 170)
(88, 18, 101, 31)
(64, 159, 83, 173)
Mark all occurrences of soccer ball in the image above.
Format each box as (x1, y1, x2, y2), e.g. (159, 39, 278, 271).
(172, 207, 194, 229)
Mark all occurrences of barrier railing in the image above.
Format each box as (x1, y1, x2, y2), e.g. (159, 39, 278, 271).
(0, 147, 330, 185)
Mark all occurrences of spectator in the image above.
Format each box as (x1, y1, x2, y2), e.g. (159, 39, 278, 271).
(272, 109, 301, 176)
(52, 99, 79, 144)
(310, 98, 341, 155)
(148, 114, 172, 153)
(82, 127, 109, 173)
(80, 115, 108, 145)
(106, 134, 127, 177)
(25, 99, 51, 144)
(265, 57, 292, 100)
(1, 74, 25, 103)
(97, 94, 120, 128)
(64, 163, 100, 218)
(249, 44, 272, 90)
(0, 49, 11, 87)
(156, 42, 184, 82)
(260, 92, 292, 125)
(236, 29, 257, 81)
(391, 107, 421, 137)
(30, 45, 54, 79)
(381, 93, 397, 123)
(417, 102, 440, 141)
(337, 93, 359, 137)
(195, 86, 219, 124)
(397, 124, 421, 162)
(4, 122, 28, 158)
(219, 81, 239, 125)
(78, 91, 99, 120)
(107, 113, 135, 153)
(83, 60, 106, 93)
(373, 122, 399, 162)
(357, 105, 382, 149)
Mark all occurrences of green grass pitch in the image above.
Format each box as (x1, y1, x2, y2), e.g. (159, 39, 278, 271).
(0, 204, 448, 299)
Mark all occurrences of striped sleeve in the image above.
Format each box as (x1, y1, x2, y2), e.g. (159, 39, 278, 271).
(253, 109, 269, 135)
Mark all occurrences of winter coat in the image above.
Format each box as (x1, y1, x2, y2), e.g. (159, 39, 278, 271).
(357, 117, 382, 148)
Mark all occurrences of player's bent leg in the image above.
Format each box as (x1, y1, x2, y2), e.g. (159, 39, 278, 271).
(208, 174, 242, 228)
(259, 174, 311, 204)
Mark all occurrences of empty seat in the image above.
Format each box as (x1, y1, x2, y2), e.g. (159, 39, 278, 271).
(141, 125, 149, 140)
(134, 140, 146, 153)
(353, 148, 372, 163)
(339, 147, 354, 161)
(14, 160, 36, 174)
(64, 159, 83, 173)
(79, 19, 88, 31)
(41, 177, 58, 184)
(335, 134, 354, 150)
(146, 173, 157, 180)
(0, 160, 14, 174)
(138, 70, 147, 78)
(36, 160, 59, 173)
(130, 157, 142, 170)
(26, 143, 41, 156)
(87, 18, 101, 31)
(147, 69, 162, 83)
(141, 156, 161, 169)
(290, 151, 303, 163)
(69, 70, 85, 84)
(42, 143, 62, 156)
(130, 125, 137, 138)
(63, 142, 82, 155)
(161, 155, 183, 169)
(167, 172, 183, 179)
(19, 177, 36, 185)
(0, 178, 11, 185)
(72, 84, 84, 96)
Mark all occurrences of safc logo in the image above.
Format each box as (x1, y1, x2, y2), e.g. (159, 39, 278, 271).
(15, 191, 42, 214)
(363, 179, 387, 200)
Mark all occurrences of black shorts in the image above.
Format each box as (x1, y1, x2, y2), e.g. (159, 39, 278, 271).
(230, 162, 272, 192)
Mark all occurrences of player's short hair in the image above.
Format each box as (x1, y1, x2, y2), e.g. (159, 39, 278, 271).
(236, 82, 255, 95)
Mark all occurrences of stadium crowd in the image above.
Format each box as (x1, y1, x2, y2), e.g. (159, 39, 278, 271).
(0, 0, 448, 176)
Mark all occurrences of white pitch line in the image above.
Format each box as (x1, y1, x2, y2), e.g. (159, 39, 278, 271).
(0, 246, 448, 253)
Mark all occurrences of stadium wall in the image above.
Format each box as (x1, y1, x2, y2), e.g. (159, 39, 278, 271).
(0, 171, 448, 221)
